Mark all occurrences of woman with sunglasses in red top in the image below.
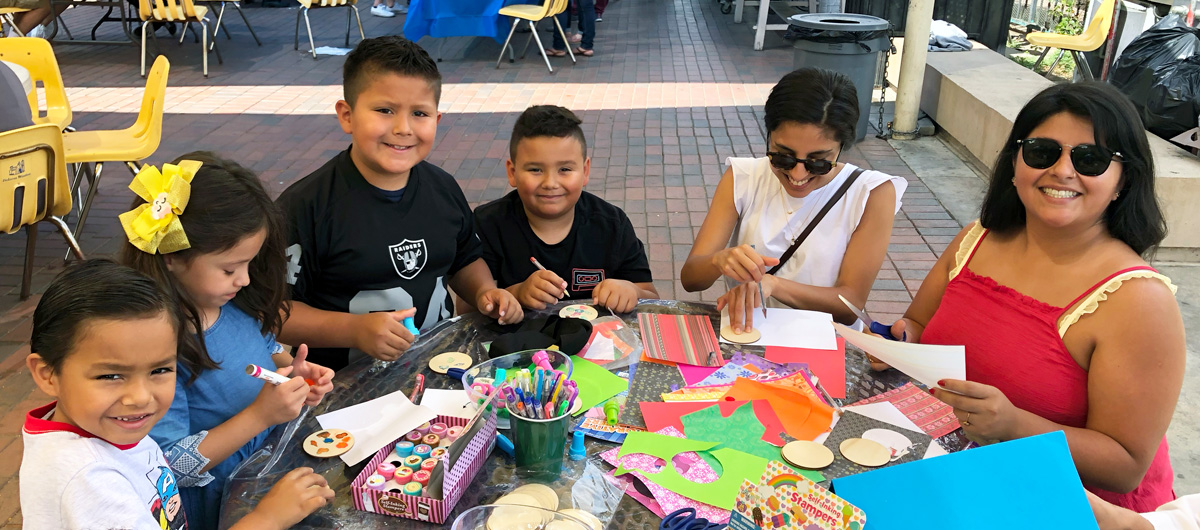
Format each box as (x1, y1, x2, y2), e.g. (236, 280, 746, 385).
(682, 67, 907, 334)
(883, 82, 1183, 512)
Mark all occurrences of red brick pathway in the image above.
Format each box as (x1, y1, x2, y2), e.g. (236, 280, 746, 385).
(0, 0, 960, 524)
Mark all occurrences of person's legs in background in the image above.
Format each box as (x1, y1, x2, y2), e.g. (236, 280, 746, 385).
(548, 3, 572, 55)
(594, 0, 607, 21)
(573, 0, 595, 54)
(370, 0, 396, 17)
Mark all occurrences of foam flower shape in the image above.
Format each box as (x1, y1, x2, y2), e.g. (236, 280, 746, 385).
(118, 160, 200, 254)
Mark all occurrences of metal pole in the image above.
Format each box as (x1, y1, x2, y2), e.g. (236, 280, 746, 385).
(891, 0, 935, 140)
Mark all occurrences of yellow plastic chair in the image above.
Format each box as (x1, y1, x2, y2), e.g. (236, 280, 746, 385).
(495, 0, 575, 73)
(0, 123, 85, 299)
(1026, 0, 1115, 81)
(193, 0, 261, 47)
(138, 0, 220, 76)
(0, 7, 31, 37)
(62, 56, 169, 252)
(0, 37, 72, 131)
(294, 0, 364, 60)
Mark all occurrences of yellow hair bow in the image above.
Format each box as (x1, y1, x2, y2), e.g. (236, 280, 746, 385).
(118, 160, 201, 254)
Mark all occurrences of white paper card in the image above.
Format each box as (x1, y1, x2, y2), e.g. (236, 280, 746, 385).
(316, 389, 437, 465)
(581, 333, 615, 362)
(719, 307, 837, 350)
(419, 388, 479, 420)
(833, 322, 966, 390)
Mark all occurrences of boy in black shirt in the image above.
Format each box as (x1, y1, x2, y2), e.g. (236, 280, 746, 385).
(276, 36, 522, 370)
(475, 105, 657, 313)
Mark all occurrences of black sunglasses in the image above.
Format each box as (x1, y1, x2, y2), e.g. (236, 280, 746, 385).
(765, 151, 836, 176)
(1016, 137, 1124, 177)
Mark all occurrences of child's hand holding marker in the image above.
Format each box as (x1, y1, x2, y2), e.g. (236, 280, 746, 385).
(514, 257, 569, 310)
(289, 344, 335, 407)
(247, 365, 308, 427)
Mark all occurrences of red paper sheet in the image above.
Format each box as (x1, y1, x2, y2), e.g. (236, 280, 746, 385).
(677, 365, 719, 386)
(764, 337, 846, 398)
(638, 399, 788, 446)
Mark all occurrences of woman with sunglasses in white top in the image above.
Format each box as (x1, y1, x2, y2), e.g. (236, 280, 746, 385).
(682, 67, 907, 333)
(884, 82, 1183, 512)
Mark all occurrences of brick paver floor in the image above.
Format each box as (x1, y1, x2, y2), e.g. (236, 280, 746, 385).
(0, 0, 958, 524)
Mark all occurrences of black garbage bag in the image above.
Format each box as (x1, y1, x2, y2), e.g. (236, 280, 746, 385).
(1110, 14, 1200, 141)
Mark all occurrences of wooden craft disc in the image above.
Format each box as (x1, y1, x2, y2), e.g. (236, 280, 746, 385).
(781, 440, 835, 470)
(487, 504, 544, 530)
(558, 509, 604, 530)
(839, 437, 891, 467)
(428, 351, 473, 374)
(492, 493, 551, 526)
(303, 428, 354, 458)
(720, 325, 761, 344)
(511, 484, 558, 511)
(559, 304, 599, 321)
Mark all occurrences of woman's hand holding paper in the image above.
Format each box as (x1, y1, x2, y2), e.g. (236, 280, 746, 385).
(932, 379, 1022, 443)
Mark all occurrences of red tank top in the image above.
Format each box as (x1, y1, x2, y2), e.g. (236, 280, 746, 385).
(921, 229, 1175, 512)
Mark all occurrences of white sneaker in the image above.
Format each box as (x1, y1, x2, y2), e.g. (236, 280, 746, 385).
(370, 5, 395, 17)
(595, 16, 602, 21)
(389, 3, 407, 12)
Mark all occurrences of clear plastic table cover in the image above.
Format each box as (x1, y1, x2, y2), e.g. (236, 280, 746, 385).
(220, 300, 965, 529)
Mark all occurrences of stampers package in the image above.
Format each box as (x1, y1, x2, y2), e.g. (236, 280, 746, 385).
(729, 460, 866, 530)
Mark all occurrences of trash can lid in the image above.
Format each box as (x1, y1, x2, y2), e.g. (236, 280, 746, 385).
(787, 13, 890, 31)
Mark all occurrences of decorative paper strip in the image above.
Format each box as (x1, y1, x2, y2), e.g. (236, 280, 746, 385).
(764, 337, 847, 398)
(576, 416, 642, 443)
(851, 382, 961, 438)
(695, 351, 806, 387)
(617, 360, 685, 429)
(637, 313, 723, 367)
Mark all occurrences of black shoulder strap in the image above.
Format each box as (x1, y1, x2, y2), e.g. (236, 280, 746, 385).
(766, 167, 866, 276)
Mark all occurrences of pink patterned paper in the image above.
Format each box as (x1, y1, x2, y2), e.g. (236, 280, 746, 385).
(601, 426, 731, 523)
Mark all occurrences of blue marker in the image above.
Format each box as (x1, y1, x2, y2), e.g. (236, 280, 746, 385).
(402, 316, 419, 336)
(535, 370, 544, 404)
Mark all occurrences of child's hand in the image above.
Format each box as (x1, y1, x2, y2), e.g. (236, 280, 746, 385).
(249, 365, 308, 427)
(592, 279, 639, 313)
(352, 308, 417, 362)
(290, 345, 334, 407)
(515, 270, 568, 310)
(238, 467, 334, 530)
(478, 288, 523, 325)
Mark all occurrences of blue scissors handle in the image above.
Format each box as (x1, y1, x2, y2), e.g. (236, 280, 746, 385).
(869, 320, 900, 341)
(660, 508, 727, 530)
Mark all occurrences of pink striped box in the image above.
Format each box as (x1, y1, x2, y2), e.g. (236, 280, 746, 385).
(350, 409, 497, 524)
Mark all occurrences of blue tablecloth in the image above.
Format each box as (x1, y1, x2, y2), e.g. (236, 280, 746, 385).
(404, 0, 532, 43)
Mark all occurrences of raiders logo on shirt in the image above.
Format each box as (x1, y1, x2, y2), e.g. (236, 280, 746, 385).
(390, 239, 428, 279)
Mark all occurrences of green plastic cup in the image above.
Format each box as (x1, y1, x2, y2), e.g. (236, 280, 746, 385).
(508, 404, 569, 478)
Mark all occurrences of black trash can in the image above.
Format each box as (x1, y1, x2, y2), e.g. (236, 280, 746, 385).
(788, 13, 890, 142)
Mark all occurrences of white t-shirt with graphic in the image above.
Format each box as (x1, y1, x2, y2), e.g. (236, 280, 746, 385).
(20, 403, 188, 530)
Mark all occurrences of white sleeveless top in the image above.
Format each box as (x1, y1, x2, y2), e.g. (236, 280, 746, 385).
(723, 156, 907, 306)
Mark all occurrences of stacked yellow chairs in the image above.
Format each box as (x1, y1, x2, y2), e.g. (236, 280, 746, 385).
(1026, 0, 1115, 81)
(0, 123, 85, 300)
(0, 37, 72, 130)
(495, 0, 575, 73)
(194, 0, 261, 47)
(62, 56, 169, 253)
(294, 0, 364, 60)
(138, 0, 220, 76)
(0, 7, 31, 37)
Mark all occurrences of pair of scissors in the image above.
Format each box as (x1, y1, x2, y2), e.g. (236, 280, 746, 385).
(838, 294, 900, 341)
(660, 508, 727, 530)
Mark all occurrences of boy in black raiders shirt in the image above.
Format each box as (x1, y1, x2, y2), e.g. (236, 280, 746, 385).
(276, 37, 523, 370)
(474, 105, 657, 313)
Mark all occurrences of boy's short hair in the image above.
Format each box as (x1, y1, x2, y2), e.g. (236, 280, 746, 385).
(343, 36, 442, 106)
(32, 259, 179, 374)
(509, 105, 588, 160)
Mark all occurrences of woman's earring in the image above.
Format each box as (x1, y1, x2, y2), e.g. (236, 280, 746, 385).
(1114, 191, 1121, 200)
(1011, 178, 1016, 185)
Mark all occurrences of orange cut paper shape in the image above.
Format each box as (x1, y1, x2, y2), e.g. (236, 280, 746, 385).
(722, 377, 833, 442)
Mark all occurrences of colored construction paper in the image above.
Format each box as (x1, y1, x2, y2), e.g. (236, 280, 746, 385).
(833, 322, 966, 390)
(637, 313, 723, 366)
(568, 356, 628, 416)
(764, 337, 847, 398)
(831, 431, 1099, 530)
(601, 427, 729, 523)
(677, 364, 719, 386)
(617, 360, 685, 428)
(851, 382, 961, 438)
(719, 307, 837, 350)
(615, 431, 768, 509)
(723, 377, 834, 442)
(680, 401, 824, 483)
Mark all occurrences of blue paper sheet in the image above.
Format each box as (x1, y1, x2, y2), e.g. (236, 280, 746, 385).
(831, 431, 1099, 530)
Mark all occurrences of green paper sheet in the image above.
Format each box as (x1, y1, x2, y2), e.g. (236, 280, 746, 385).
(615, 431, 768, 510)
(681, 401, 825, 483)
(569, 356, 628, 416)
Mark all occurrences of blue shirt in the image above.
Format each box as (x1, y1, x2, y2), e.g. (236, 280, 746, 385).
(150, 303, 281, 530)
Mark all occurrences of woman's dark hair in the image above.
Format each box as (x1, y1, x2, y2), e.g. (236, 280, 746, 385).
(763, 67, 860, 147)
(32, 259, 180, 374)
(979, 82, 1165, 256)
(120, 151, 290, 382)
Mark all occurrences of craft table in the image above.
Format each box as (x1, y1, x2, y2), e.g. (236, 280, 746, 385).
(403, 0, 532, 43)
(46, 0, 139, 45)
(221, 300, 959, 528)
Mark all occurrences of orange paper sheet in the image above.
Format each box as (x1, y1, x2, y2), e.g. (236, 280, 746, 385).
(721, 377, 833, 441)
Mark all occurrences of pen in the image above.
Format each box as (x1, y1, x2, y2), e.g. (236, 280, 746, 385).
(535, 369, 543, 403)
(530, 256, 548, 271)
(557, 399, 569, 417)
(749, 244, 768, 319)
(408, 374, 425, 404)
(245, 364, 291, 386)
